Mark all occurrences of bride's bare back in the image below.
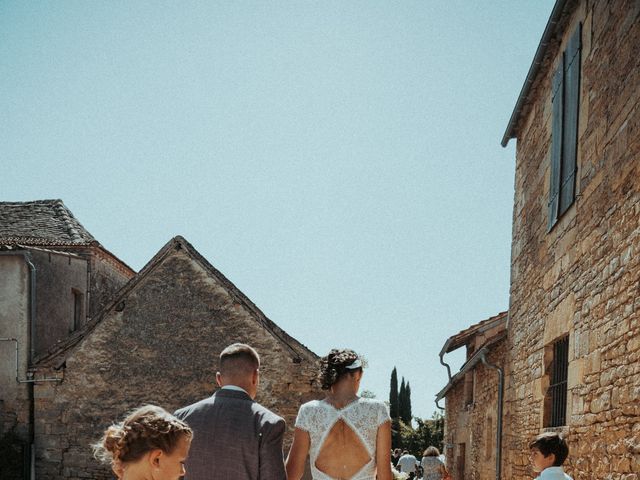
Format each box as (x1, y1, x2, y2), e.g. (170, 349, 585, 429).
(315, 419, 371, 479)
(289, 398, 390, 480)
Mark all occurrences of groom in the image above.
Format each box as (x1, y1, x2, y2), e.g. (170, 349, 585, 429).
(175, 343, 287, 480)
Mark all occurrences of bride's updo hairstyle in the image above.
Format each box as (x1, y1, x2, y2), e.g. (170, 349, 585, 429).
(319, 348, 364, 390)
(93, 405, 192, 466)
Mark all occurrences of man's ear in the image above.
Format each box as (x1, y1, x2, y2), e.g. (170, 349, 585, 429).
(252, 368, 259, 385)
(216, 371, 223, 387)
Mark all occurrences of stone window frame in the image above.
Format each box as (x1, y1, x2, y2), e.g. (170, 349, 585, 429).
(463, 370, 475, 407)
(485, 414, 493, 460)
(71, 288, 84, 332)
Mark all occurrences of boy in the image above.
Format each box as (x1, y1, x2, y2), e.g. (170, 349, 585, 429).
(529, 432, 573, 479)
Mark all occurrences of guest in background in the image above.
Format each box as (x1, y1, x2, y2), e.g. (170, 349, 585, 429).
(397, 450, 418, 479)
(420, 447, 448, 480)
(392, 448, 402, 468)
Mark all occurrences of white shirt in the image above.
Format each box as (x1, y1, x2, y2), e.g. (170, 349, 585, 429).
(536, 467, 573, 480)
(397, 454, 418, 473)
(221, 385, 250, 395)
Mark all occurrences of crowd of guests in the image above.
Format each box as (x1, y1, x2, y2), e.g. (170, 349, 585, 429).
(391, 447, 448, 480)
(92, 343, 573, 480)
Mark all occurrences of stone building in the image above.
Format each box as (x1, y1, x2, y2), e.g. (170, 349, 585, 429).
(436, 312, 507, 480)
(440, 0, 640, 480)
(501, 0, 640, 478)
(1, 200, 135, 479)
(439, 1, 640, 480)
(1, 200, 319, 479)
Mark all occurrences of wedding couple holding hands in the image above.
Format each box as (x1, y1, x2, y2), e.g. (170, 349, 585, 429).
(94, 343, 392, 480)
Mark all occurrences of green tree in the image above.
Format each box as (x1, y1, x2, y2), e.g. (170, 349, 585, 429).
(399, 377, 408, 424)
(398, 412, 445, 457)
(404, 382, 413, 425)
(389, 367, 399, 419)
(389, 368, 400, 448)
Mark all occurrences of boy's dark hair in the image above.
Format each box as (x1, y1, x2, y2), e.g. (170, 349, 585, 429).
(529, 432, 569, 466)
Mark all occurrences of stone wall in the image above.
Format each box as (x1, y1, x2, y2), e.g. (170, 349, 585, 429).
(31, 250, 88, 357)
(505, 1, 640, 479)
(86, 247, 134, 319)
(444, 342, 505, 480)
(0, 255, 31, 480)
(32, 245, 319, 479)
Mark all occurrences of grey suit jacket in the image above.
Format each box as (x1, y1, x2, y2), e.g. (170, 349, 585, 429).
(175, 389, 286, 480)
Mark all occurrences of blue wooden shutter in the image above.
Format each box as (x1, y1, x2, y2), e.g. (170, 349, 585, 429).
(559, 23, 581, 215)
(548, 57, 564, 230)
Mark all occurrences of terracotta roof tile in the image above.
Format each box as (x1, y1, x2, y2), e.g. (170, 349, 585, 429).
(441, 311, 508, 354)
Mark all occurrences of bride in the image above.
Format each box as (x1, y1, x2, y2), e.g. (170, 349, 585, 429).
(286, 349, 392, 480)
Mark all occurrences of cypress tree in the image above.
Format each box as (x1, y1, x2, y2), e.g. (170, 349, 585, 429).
(404, 382, 413, 424)
(399, 377, 407, 423)
(389, 367, 399, 420)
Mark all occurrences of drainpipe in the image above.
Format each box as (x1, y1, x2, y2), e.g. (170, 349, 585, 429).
(0, 250, 60, 480)
(439, 351, 452, 381)
(481, 352, 504, 480)
(0, 338, 62, 384)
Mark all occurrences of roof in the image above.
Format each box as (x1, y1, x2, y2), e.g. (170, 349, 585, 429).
(0, 199, 97, 246)
(35, 235, 319, 367)
(439, 311, 508, 356)
(501, 0, 573, 147)
(435, 331, 507, 402)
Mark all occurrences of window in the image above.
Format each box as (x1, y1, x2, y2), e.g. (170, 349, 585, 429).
(72, 289, 84, 332)
(464, 371, 475, 406)
(545, 336, 569, 427)
(548, 23, 582, 230)
(455, 443, 466, 480)
(485, 415, 493, 460)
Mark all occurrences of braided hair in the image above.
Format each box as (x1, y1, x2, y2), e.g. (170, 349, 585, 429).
(94, 405, 192, 466)
(318, 348, 363, 390)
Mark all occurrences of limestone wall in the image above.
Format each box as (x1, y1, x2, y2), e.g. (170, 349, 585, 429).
(0, 255, 31, 479)
(32, 248, 319, 479)
(505, 1, 640, 479)
(31, 250, 88, 358)
(86, 247, 134, 319)
(444, 341, 505, 480)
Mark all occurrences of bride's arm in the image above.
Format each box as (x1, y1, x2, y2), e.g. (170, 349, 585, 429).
(375, 421, 392, 480)
(286, 427, 311, 480)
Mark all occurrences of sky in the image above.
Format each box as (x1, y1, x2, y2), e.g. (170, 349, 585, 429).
(1, 1, 556, 419)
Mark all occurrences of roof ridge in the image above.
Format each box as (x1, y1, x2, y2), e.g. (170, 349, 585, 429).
(52, 200, 92, 243)
(34, 235, 318, 367)
(0, 199, 62, 205)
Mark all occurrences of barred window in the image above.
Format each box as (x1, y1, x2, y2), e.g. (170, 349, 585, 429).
(545, 336, 569, 427)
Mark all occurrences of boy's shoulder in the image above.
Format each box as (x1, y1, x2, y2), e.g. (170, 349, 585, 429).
(538, 466, 573, 480)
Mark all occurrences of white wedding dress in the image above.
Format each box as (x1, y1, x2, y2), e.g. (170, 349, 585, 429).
(295, 398, 391, 480)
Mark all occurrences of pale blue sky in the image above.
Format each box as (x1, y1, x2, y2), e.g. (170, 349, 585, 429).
(1, 1, 555, 418)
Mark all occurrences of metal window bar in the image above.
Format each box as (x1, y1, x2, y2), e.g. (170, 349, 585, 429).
(549, 336, 569, 427)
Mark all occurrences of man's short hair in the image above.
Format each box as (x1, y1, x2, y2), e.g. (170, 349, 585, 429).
(219, 343, 260, 376)
(529, 432, 569, 466)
